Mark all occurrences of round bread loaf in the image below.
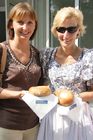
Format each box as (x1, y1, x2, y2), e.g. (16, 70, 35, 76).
(29, 85, 51, 97)
(55, 89, 74, 106)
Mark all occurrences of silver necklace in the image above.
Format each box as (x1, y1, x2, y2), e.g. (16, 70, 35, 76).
(7, 44, 34, 70)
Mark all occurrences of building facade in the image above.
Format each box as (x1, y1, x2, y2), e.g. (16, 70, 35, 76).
(0, 0, 93, 49)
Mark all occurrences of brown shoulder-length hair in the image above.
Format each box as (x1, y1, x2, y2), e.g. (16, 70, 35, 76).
(7, 2, 38, 40)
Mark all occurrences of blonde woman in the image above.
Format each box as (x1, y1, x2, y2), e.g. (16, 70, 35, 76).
(37, 7, 93, 140)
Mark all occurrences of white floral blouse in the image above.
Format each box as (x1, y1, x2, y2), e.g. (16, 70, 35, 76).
(40, 47, 93, 95)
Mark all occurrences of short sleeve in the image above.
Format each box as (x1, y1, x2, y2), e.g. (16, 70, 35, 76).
(40, 48, 54, 84)
(81, 49, 93, 81)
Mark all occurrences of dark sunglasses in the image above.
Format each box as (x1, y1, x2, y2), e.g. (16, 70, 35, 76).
(56, 26, 78, 34)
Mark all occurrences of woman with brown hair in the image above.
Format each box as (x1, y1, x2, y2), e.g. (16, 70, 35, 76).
(0, 2, 43, 140)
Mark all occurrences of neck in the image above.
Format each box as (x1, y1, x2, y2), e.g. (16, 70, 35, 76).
(9, 39, 30, 51)
(60, 45, 79, 56)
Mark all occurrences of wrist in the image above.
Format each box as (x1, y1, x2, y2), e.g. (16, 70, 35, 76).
(76, 93, 81, 98)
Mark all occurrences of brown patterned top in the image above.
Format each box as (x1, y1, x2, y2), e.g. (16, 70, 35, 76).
(0, 42, 43, 130)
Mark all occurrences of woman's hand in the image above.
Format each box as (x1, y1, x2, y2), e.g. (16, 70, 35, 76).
(75, 91, 93, 102)
(0, 89, 25, 99)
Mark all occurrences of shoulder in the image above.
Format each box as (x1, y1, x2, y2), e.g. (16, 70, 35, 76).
(82, 48, 93, 61)
(81, 48, 93, 74)
(40, 47, 55, 59)
(31, 45, 40, 54)
(31, 45, 40, 59)
(83, 48, 93, 55)
(39, 47, 55, 69)
(43, 47, 54, 53)
(0, 41, 8, 46)
(0, 41, 7, 58)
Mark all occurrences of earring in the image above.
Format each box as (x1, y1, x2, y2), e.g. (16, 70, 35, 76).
(76, 33, 80, 38)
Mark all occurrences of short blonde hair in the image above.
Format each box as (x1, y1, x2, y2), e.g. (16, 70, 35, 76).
(51, 7, 86, 38)
(7, 2, 37, 40)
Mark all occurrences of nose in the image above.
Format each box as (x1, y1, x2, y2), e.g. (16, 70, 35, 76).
(63, 30, 70, 38)
(22, 23, 28, 30)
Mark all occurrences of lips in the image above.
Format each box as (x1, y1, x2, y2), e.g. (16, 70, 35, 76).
(19, 31, 31, 38)
(20, 31, 30, 35)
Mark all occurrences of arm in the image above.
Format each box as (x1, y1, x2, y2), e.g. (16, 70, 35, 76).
(79, 85, 93, 102)
(0, 89, 24, 99)
(79, 50, 93, 102)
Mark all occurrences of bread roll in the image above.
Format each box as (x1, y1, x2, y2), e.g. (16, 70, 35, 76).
(55, 89, 74, 106)
(29, 85, 51, 97)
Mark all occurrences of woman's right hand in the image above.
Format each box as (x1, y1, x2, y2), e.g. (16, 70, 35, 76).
(0, 89, 25, 99)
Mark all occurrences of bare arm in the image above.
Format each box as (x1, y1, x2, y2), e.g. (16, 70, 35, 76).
(0, 89, 24, 99)
(79, 85, 93, 102)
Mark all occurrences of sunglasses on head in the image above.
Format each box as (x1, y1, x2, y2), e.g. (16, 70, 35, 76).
(56, 26, 78, 34)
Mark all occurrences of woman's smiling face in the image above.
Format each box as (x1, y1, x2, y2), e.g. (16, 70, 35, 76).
(12, 15, 35, 41)
(56, 17, 80, 49)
